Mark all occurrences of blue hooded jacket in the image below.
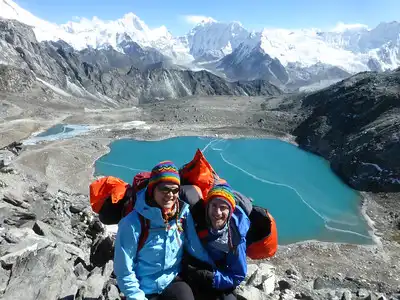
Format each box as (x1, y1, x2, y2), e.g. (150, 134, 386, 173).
(204, 206, 250, 290)
(114, 188, 212, 300)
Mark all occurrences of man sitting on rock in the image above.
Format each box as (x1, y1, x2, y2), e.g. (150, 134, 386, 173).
(182, 184, 250, 300)
(114, 161, 212, 300)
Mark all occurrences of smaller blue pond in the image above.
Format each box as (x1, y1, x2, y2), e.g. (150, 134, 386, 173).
(23, 124, 92, 145)
(95, 136, 373, 245)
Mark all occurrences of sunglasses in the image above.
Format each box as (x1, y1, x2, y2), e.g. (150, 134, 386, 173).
(157, 185, 180, 194)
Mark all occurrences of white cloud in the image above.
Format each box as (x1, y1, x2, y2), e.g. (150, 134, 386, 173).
(331, 22, 369, 32)
(182, 15, 216, 25)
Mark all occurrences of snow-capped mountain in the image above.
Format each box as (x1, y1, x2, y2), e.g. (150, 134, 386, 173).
(0, 0, 192, 63)
(187, 20, 250, 62)
(1, 0, 400, 89)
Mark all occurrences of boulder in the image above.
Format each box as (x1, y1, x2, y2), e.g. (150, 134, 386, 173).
(32, 220, 75, 244)
(236, 285, 267, 300)
(0, 266, 10, 293)
(0, 229, 53, 268)
(2, 245, 77, 300)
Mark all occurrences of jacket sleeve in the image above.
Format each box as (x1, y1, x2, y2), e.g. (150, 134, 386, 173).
(212, 239, 247, 290)
(114, 215, 147, 300)
(183, 210, 215, 267)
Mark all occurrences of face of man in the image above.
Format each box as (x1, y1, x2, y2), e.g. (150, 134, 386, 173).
(207, 198, 230, 230)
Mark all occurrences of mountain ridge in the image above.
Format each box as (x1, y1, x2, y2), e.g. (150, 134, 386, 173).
(0, 18, 282, 105)
(1, 0, 400, 89)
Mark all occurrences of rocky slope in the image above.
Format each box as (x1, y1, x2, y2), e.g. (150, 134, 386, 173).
(293, 69, 400, 192)
(0, 18, 282, 105)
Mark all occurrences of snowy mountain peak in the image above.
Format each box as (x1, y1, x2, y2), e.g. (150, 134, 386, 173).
(187, 20, 250, 61)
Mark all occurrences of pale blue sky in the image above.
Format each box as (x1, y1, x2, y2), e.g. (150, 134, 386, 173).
(15, 0, 400, 35)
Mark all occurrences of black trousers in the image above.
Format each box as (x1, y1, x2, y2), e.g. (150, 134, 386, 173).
(146, 280, 195, 300)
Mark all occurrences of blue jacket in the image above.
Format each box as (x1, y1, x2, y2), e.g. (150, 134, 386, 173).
(114, 189, 212, 300)
(204, 206, 250, 290)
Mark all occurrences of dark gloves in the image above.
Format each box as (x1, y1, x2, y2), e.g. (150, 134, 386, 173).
(185, 265, 214, 288)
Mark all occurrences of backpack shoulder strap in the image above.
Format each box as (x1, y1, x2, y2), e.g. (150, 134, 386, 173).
(137, 213, 150, 254)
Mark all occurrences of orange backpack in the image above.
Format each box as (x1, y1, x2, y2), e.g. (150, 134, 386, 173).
(179, 149, 227, 199)
(89, 173, 151, 252)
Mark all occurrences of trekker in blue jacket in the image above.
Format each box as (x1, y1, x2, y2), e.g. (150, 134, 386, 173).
(114, 161, 212, 300)
(181, 184, 250, 300)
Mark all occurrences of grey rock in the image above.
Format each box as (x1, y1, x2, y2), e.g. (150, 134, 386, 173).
(0, 266, 10, 293)
(2, 231, 21, 244)
(245, 264, 260, 283)
(74, 262, 89, 280)
(0, 179, 7, 188)
(236, 285, 268, 300)
(327, 290, 340, 300)
(285, 269, 298, 276)
(314, 277, 330, 290)
(295, 291, 317, 300)
(69, 204, 86, 214)
(281, 289, 296, 300)
(85, 267, 107, 299)
(2, 245, 77, 300)
(4, 210, 36, 227)
(358, 289, 371, 298)
(103, 260, 114, 279)
(0, 230, 53, 268)
(33, 182, 48, 194)
(62, 243, 87, 262)
(0, 64, 35, 92)
(103, 281, 121, 300)
(74, 285, 86, 300)
(3, 192, 30, 209)
(246, 262, 276, 294)
(32, 220, 75, 244)
(341, 290, 352, 300)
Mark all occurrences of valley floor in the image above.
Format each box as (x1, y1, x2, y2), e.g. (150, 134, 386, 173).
(1, 90, 399, 299)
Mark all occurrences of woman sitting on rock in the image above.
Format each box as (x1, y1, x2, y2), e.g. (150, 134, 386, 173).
(182, 184, 250, 300)
(114, 161, 211, 300)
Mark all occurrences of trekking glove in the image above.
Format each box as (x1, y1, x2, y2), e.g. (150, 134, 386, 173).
(186, 265, 214, 288)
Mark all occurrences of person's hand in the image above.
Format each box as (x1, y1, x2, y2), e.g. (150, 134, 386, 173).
(187, 267, 214, 287)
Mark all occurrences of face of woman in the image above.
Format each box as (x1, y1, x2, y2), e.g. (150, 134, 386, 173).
(153, 183, 179, 210)
(207, 198, 230, 230)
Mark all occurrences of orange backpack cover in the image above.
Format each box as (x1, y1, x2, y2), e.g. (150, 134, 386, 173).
(89, 176, 130, 213)
(246, 210, 278, 259)
(179, 149, 226, 199)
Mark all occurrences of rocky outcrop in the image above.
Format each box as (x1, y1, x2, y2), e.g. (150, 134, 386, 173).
(293, 69, 400, 192)
(0, 18, 282, 106)
(218, 43, 289, 87)
(0, 65, 35, 92)
(0, 179, 118, 299)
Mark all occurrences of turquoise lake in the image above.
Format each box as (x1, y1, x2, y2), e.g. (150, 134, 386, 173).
(95, 136, 373, 245)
